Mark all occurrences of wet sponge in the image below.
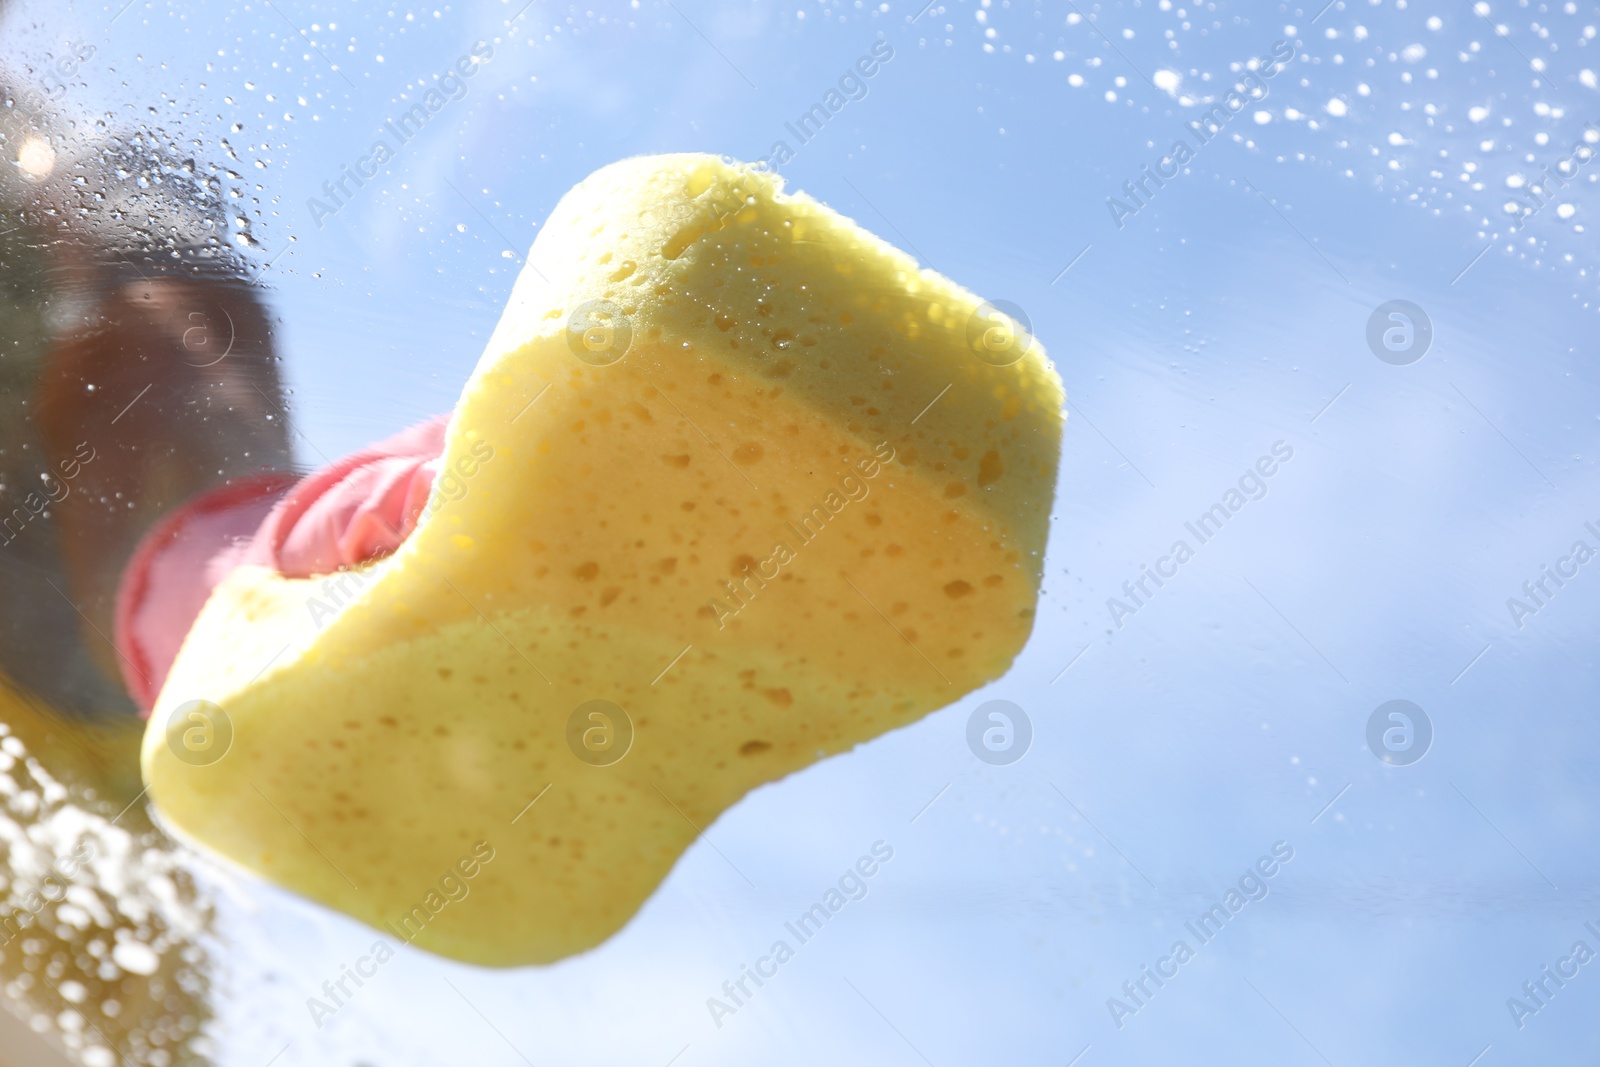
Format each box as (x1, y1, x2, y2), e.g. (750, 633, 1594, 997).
(141, 153, 1064, 966)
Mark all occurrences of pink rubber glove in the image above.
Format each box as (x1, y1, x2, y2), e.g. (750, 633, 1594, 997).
(115, 416, 448, 714)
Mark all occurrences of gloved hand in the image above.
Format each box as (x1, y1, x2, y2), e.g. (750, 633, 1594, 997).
(114, 416, 448, 713)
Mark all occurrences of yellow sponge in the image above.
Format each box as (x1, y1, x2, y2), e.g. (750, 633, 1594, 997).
(141, 154, 1064, 966)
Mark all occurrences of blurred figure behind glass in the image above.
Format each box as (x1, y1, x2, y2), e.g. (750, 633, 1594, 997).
(0, 53, 294, 786)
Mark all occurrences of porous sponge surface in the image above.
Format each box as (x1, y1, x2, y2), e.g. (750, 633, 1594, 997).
(142, 154, 1064, 966)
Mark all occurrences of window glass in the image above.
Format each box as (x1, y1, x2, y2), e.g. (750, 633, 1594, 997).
(1, 1, 1594, 1064)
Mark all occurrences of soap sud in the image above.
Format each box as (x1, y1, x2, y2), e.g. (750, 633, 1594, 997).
(0, 723, 215, 1063)
(945, 0, 1599, 283)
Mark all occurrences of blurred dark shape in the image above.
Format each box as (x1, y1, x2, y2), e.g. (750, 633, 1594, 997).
(30, 267, 295, 710)
(0, 64, 294, 751)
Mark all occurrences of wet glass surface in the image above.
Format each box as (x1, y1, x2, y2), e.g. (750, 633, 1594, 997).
(0, 0, 1597, 1063)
